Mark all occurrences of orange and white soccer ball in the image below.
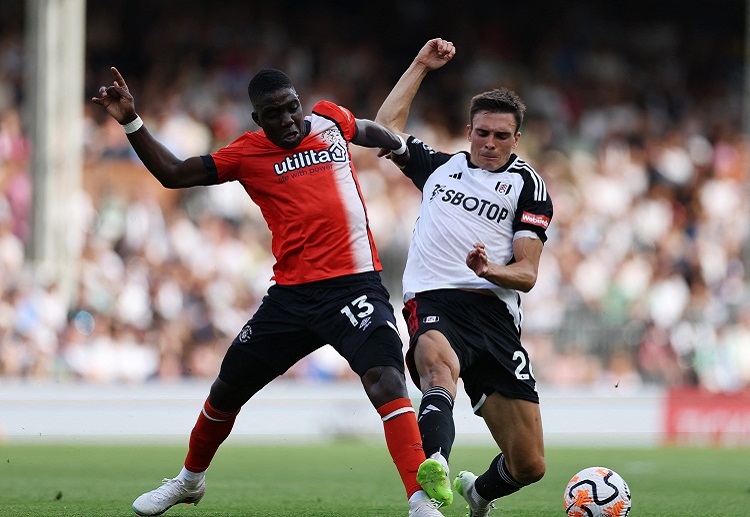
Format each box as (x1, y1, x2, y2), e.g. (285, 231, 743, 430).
(563, 466, 631, 517)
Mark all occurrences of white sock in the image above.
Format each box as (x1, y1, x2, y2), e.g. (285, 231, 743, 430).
(177, 467, 205, 485)
(469, 484, 490, 508)
(408, 490, 430, 505)
(429, 451, 450, 475)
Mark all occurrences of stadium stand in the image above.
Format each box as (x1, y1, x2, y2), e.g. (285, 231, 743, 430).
(0, 1, 749, 395)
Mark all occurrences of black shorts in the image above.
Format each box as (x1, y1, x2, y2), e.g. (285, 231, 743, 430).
(220, 272, 404, 387)
(402, 289, 539, 413)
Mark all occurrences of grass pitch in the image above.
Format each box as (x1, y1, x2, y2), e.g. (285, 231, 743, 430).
(1, 441, 748, 516)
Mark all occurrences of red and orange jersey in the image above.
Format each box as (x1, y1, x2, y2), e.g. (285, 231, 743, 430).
(205, 100, 381, 285)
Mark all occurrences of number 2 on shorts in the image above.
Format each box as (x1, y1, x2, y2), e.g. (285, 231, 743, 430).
(513, 350, 535, 380)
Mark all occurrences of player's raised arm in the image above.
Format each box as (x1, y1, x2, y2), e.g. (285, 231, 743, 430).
(91, 67, 212, 189)
(352, 119, 410, 162)
(374, 37, 455, 135)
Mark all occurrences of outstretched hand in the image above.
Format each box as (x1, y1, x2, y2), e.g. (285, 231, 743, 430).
(466, 242, 490, 277)
(414, 38, 456, 71)
(376, 146, 410, 169)
(91, 67, 137, 124)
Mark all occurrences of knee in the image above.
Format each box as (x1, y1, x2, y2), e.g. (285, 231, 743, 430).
(418, 360, 458, 392)
(362, 366, 408, 406)
(209, 377, 255, 412)
(414, 338, 459, 389)
(511, 455, 546, 485)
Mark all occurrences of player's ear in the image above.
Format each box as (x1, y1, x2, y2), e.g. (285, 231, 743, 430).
(466, 124, 472, 140)
(252, 112, 260, 127)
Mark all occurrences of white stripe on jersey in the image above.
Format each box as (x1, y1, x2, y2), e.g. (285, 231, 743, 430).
(332, 169, 375, 271)
(515, 161, 547, 201)
(308, 115, 377, 274)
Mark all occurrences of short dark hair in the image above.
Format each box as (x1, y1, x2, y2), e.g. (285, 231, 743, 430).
(247, 68, 295, 105)
(470, 88, 526, 132)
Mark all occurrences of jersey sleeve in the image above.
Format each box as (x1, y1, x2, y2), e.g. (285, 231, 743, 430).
(513, 169, 553, 242)
(202, 134, 247, 184)
(400, 136, 454, 191)
(311, 100, 358, 141)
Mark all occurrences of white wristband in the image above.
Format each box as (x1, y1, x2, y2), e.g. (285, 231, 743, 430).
(392, 134, 408, 156)
(122, 116, 143, 134)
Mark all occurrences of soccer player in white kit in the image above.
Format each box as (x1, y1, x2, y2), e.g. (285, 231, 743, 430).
(376, 38, 553, 516)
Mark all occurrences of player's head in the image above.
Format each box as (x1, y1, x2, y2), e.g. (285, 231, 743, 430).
(469, 88, 526, 132)
(466, 88, 526, 170)
(248, 68, 306, 149)
(248, 68, 295, 104)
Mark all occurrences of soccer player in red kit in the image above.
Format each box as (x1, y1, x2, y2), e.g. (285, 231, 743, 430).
(92, 67, 445, 516)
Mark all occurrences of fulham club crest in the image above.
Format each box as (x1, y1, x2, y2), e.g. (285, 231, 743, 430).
(495, 181, 512, 195)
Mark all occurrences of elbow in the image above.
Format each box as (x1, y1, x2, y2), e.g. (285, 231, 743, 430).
(157, 175, 187, 189)
(158, 178, 180, 189)
(155, 167, 190, 189)
(149, 159, 196, 189)
(517, 273, 537, 293)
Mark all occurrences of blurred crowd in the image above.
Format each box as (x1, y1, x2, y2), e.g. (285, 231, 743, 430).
(1, 1, 750, 392)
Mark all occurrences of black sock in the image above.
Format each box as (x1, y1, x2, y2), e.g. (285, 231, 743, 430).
(417, 386, 455, 460)
(474, 453, 525, 500)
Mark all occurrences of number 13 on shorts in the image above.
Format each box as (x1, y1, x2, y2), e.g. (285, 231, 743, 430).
(340, 295, 375, 327)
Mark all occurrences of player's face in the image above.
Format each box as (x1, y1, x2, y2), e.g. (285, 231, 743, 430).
(467, 110, 520, 170)
(252, 88, 306, 149)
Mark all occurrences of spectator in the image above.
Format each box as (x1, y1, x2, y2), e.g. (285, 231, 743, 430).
(0, 2, 748, 394)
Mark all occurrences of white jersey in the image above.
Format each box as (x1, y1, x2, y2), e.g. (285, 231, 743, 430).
(400, 136, 553, 328)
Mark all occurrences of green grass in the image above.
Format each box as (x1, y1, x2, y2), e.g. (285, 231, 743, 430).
(1, 441, 749, 516)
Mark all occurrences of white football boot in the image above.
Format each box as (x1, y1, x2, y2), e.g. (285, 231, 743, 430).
(408, 490, 445, 516)
(454, 471, 494, 517)
(132, 476, 205, 516)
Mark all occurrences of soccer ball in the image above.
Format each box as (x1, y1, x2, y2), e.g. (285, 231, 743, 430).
(563, 466, 631, 517)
